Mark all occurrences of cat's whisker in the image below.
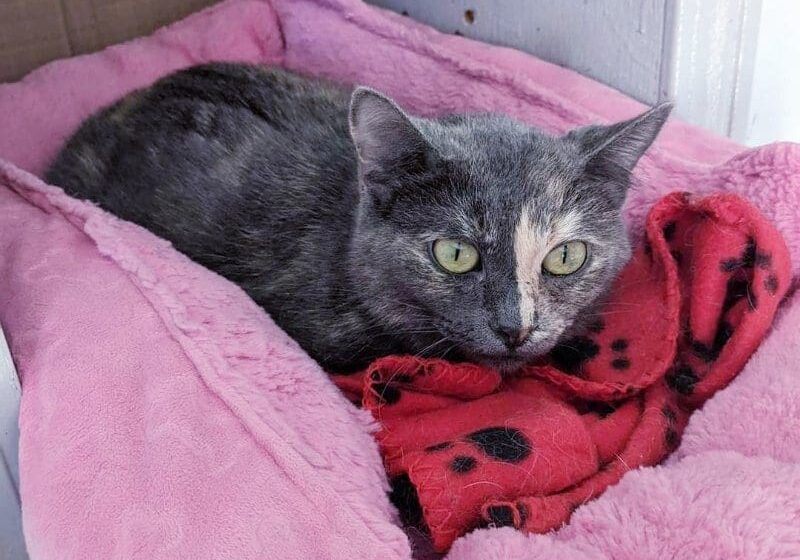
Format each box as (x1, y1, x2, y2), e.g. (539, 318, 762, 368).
(435, 342, 461, 360)
(413, 337, 450, 358)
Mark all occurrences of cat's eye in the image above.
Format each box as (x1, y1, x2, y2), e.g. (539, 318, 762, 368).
(432, 239, 480, 274)
(542, 241, 587, 275)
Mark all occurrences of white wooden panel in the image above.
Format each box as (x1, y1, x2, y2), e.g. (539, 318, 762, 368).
(664, 0, 761, 140)
(367, 0, 669, 104)
(741, 0, 800, 145)
(0, 326, 28, 559)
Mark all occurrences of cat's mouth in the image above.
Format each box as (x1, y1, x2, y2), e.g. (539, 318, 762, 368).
(470, 351, 534, 374)
(468, 337, 559, 373)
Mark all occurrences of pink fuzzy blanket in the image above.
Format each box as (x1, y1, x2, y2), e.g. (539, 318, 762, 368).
(1, 1, 798, 558)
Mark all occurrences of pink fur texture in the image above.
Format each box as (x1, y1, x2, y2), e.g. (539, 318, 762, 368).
(0, 0, 798, 558)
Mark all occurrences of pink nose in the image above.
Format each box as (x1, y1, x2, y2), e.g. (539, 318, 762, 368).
(493, 324, 532, 349)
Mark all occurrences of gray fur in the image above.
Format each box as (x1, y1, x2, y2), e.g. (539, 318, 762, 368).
(46, 63, 670, 372)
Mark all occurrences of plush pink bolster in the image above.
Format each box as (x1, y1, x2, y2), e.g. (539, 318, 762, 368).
(0, 158, 410, 559)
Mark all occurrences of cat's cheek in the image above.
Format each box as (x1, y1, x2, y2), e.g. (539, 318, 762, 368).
(526, 332, 562, 358)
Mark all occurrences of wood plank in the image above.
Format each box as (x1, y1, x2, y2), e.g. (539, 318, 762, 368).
(0, 0, 71, 82)
(664, 0, 762, 140)
(62, 0, 218, 56)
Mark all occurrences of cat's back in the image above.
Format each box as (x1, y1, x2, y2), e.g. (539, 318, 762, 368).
(46, 63, 357, 259)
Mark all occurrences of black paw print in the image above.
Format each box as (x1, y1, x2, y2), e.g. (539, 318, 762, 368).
(610, 338, 631, 371)
(720, 237, 760, 272)
(662, 406, 680, 451)
(644, 220, 682, 262)
(369, 372, 414, 405)
(483, 501, 529, 528)
(425, 426, 533, 475)
(684, 237, 779, 369)
(689, 321, 734, 364)
(550, 336, 600, 377)
(550, 328, 633, 377)
(662, 221, 684, 264)
(371, 381, 401, 404)
(719, 236, 772, 312)
(389, 474, 424, 527)
(765, 273, 780, 295)
(666, 363, 698, 395)
(663, 221, 677, 241)
(573, 400, 619, 418)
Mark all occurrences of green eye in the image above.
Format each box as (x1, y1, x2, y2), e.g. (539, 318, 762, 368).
(432, 239, 480, 274)
(542, 241, 587, 275)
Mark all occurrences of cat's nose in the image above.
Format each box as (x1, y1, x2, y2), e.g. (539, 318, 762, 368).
(492, 323, 533, 349)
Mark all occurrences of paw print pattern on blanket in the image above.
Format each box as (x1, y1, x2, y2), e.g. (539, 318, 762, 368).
(333, 193, 791, 552)
(549, 331, 634, 377)
(427, 426, 533, 476)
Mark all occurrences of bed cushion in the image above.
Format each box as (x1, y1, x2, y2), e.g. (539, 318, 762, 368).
(1, 0, 799, 558)
(0, 161, 410, 559)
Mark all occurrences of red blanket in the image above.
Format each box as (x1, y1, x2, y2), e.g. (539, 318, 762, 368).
(334, 192, 791, 552)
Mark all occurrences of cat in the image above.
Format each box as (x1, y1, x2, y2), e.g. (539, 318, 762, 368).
(46, 63, 670, 373)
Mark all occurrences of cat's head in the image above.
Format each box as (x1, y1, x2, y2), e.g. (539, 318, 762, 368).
(348, 88, 670, 371)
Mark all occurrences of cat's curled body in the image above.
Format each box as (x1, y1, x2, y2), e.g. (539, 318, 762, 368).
(47, 63, 670, 373)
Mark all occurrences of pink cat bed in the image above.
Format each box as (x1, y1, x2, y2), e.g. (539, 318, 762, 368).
(1, 1, 799, 558)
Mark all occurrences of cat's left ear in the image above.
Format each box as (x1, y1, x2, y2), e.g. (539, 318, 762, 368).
(567, 103, 672, 202)
(349, 87, 435, 183)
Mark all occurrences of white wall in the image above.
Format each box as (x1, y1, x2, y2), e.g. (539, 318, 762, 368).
(741, 0, 800, 145)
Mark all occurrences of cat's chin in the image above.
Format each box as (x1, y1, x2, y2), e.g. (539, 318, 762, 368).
(469, 353, 534, 374)
(468, 340, 559, 374)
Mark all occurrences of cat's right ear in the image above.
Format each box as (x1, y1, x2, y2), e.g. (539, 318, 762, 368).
(349, 87, 434, 185)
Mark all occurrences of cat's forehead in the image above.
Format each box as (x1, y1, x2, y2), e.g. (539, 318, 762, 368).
(444, 126, 583, 233)
(408, 114, 604, 244)
(473, 190, 588, 249)
(428, 115, 582, 195)
(427, 113, 577, 163)
(424, 178, 588, 252)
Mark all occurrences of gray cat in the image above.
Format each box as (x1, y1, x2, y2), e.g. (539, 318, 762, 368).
(46, 63, 670, 373)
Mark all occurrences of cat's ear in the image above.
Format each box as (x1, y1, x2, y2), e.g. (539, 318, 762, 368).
(568, 103, 672, 202)
(349, 87, 434, 181)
